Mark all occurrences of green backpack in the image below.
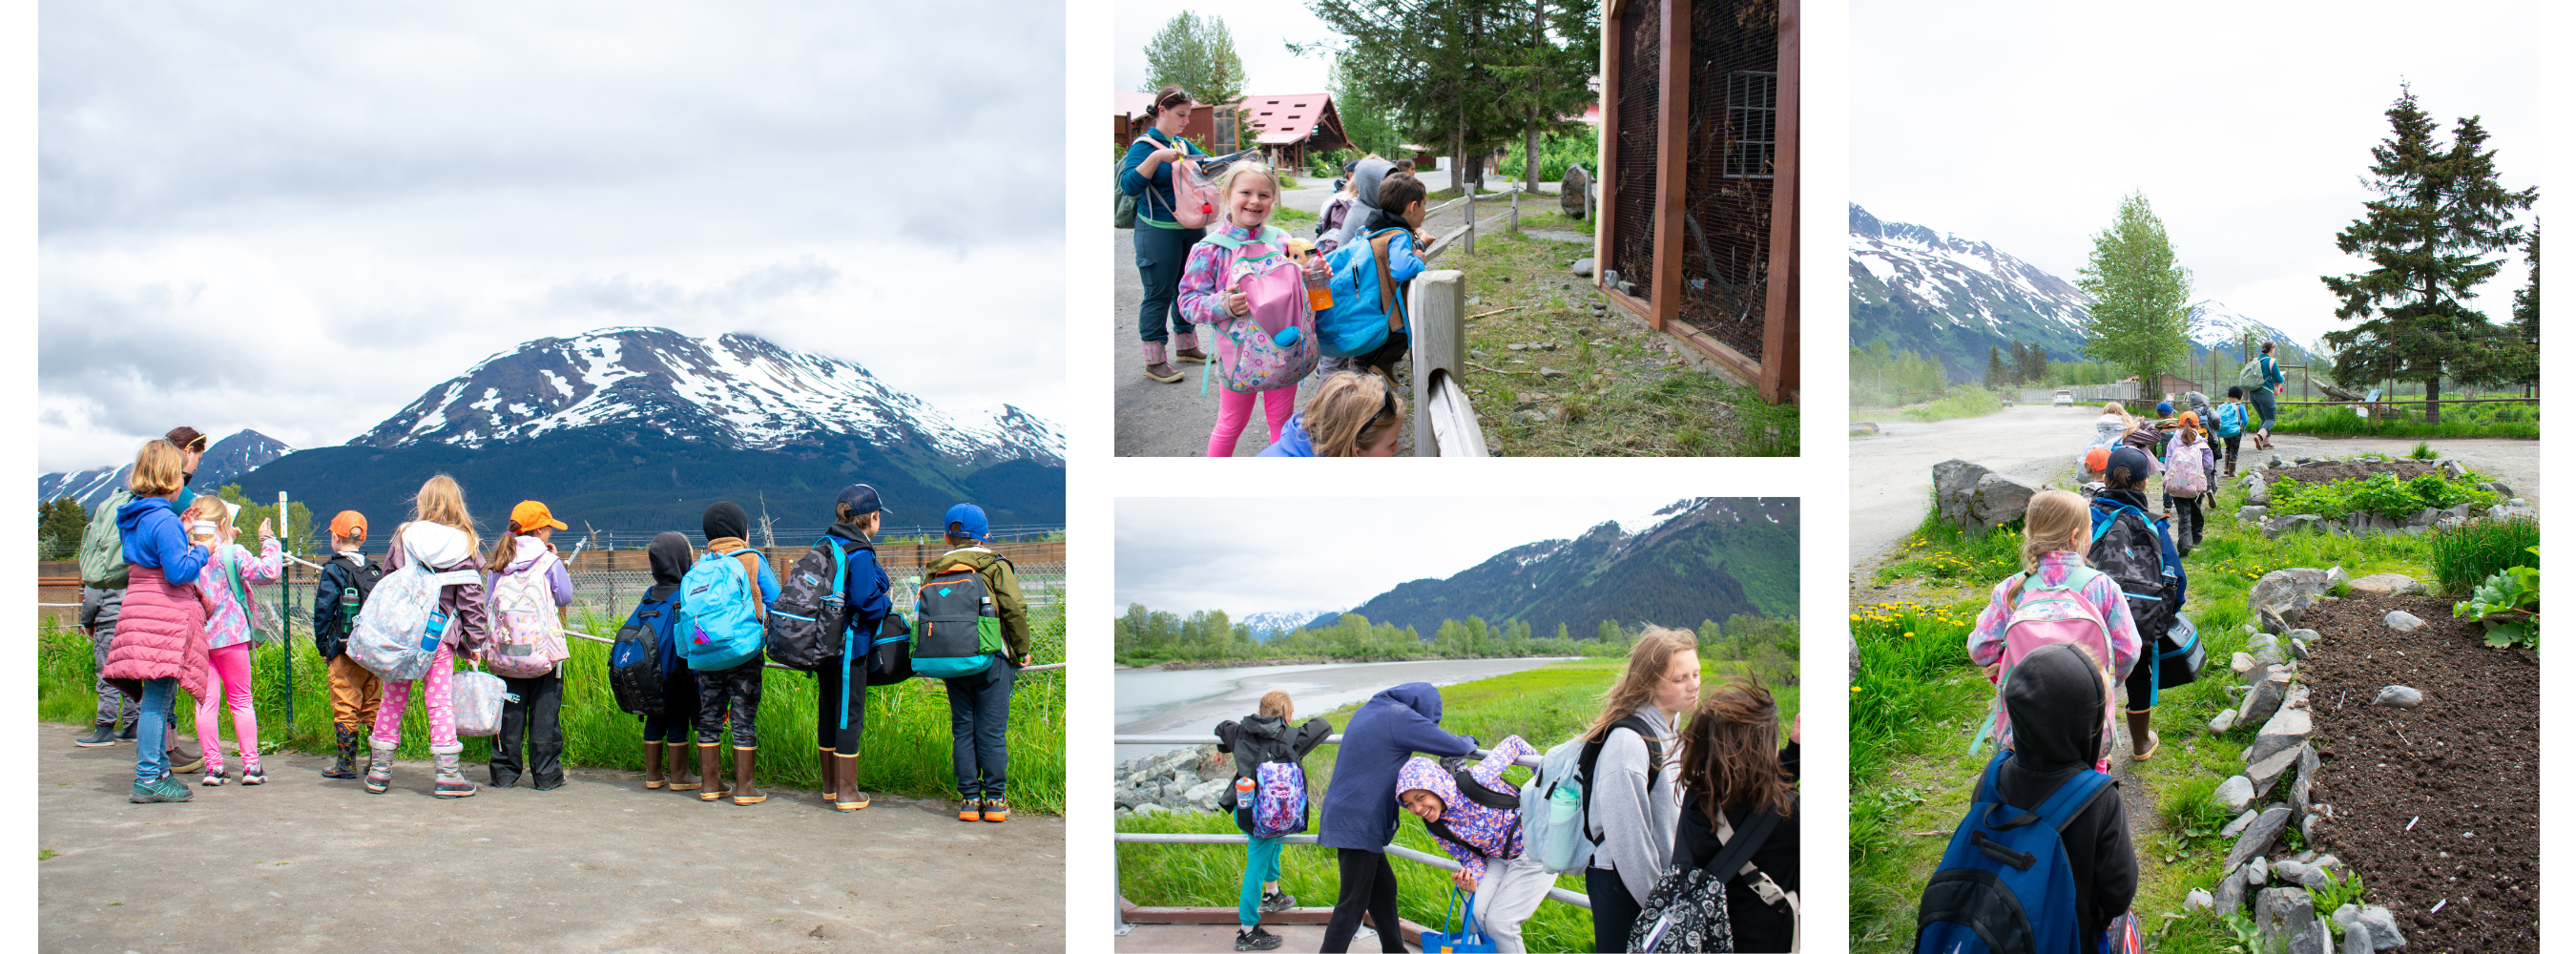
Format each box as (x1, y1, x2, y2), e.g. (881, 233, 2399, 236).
(1113, 154, 1138, 230)
(2237, 358, 2268, 391)
(78, 488, 135, 589)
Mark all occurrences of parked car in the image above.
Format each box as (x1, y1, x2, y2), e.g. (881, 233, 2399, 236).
(2052, 388, 2074, 407)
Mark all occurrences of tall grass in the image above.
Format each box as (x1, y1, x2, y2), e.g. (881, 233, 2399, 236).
(37, 600, 1067, 813)
(2267, 404, 2538, 439)
(2426, 518, 2540, 595)
(1901, 385, 2005, 424)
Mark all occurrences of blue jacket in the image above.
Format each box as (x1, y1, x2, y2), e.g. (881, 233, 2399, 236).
(1257, 414, 1318, 457)
(824, 523, 893, 655)
(1318, 683, 1479, 851)
(1119, 130, 1205, 226)
(2260, 354, 2284, 391)
(116, 496, 206, 584)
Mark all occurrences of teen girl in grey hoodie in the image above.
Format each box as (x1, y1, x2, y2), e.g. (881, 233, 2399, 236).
(1583, 626, 1703, 952)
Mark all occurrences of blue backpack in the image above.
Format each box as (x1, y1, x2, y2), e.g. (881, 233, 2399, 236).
(1316, 226, 1410, 357)
(1916, 752, 2115, 954)
(2213, 402, 2246, 437)
(608, 589, 681, 716)
(677, 550, 769, 672)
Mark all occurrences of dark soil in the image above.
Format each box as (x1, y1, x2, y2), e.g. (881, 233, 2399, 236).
(2300, 594, 2538, 953)
(2270, 459, 2441, 485)
(1682, 286, 1766, 361)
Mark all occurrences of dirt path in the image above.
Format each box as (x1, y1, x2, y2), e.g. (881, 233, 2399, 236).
(37, 722, 1064, 953)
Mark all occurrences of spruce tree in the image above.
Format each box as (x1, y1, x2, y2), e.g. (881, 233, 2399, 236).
(2320, 87, 2537, 424)
(1984, 345, 2008, 390)
(2005, 342, 2028, 385)
(2077, 191, 2195, 388)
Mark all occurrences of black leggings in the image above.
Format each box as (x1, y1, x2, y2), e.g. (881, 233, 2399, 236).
(2126, 649, 2161, 710)
(2171, 496, 2204, 546)
(641, 667, 700, 744)
(1319, 848, 1405, 953)
(815, 658, 866, 756)
(1589, 866, 1645, 953)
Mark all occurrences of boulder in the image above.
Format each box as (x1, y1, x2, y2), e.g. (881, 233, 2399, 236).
(2252, 640, 2291, 667)
(2212, 868, 2249, 915)
(1561, 165, 1590, 218)
(1183, 777, 1229, 811)
(2239, 505, 2270, 523)
(2384, 611, 2426, 633)
(2243, 856, 2272, 886)
(2287, 915, 2333, 954)
(2371, 685, 2423, 708)
(2265, 514, 2328, 538)
(2245, 689, 2315, 765)
(2183, 888, 2214, 913)
(2220, 808, 2260, 839)
(2356, 906, 2407, 950)
(2247, 479, 2274, 506)
(2289, 744, 2321, 828)
(2230, 652, 2258, 676)
(2440, 459, 2466, 478)
(2210, 708, 2240, 734)
(2214, 775, 2258, 814)
(1932, 459, 2043, 535)
(2245, 740, 2306, 793)
(2402, 507, 2442, 529)
(1570, 256, 1595, 277)
(2225, 803, 2294, 871)
(2489, 503, 2539, 522)
(2253, 888, 2316, 950)
(2239, 668, 2292, 726)
(2341, 923, 2375, 954)
(2249, 569, 2345, 629)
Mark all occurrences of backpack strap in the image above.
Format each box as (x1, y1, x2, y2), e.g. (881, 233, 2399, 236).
(1423, 817, 1490, 859)
(1576, 715, 1664, 846)
(1369, 229, 1403, 332)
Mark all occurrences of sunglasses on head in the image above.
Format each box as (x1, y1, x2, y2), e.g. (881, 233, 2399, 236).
(1369, 388, 1397, 427)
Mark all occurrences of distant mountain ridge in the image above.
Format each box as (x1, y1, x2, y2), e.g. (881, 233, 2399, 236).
(1308, 498, 1797, 638)
(1239, 611, 1338, 638)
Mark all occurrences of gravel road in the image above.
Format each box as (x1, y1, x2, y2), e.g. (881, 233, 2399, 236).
(1848, 405, 2541, 564)
(38, 724, 1063, 953)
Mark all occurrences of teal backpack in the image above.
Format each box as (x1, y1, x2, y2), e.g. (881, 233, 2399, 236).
(912, 559, 1007, 678)
(678, 549, 769, 672)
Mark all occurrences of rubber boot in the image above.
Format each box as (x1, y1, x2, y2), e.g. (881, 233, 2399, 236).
(644, 741, 667, 789)
(2224, 460, 2237, 479)
(832, 753, 868, 812)
(696, 743, 725, 801)
(1143, 342, 1182, 384)
(819, 748, 837, 803)
(364, 739, 397, 795)
(730, 746, 767, 805)
(666, 741, 700, 792)
(1174, 330, 1209, 363)
(2128, 709, 2159, 762)
(431, 748, 478, 798)
(322, 726, 359, 779)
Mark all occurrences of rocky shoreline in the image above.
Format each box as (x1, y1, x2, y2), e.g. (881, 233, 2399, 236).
(1113, 745, 1236, 815)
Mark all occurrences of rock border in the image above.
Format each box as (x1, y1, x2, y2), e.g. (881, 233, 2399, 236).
(2238, 457, 2534, 539)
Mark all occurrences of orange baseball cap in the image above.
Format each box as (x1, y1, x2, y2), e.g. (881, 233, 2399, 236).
(2179, 411, 2199, 429)
(329, 510, 367, 540)
(510, 500, 569, 531)
(2085, 447, 2110, 472)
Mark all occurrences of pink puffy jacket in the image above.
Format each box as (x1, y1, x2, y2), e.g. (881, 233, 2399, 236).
(101, 566, 219, 699)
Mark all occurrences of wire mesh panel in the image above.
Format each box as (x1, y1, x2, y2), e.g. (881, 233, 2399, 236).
(1608, 0, 1663, 300)
(1680, 0, 1779, 360)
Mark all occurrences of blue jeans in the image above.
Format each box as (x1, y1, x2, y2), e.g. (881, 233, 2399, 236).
(1135, 222, 1206, 344)
(2250, 387, 2278, 431)
(944, 657, 1016, 799)
(1239, 835, 1284, 926)
(135, 677, 177, 782)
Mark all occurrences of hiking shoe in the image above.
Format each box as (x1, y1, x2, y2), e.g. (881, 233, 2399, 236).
(981, 798, 1010, 822)
(130, 775, 193, 804)
(201, 768, 229, 787)
(1235, 926, 1284, 951)
(239, 766, 267, 786)
(1259, 890, 1295, 913)
(170, 752, 205, 775)
(956, 798, 983, 821)
(118, 721, 137, 742)
(74, 723, 118, 747)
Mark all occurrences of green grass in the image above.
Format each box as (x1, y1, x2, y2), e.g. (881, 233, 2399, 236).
(38, 848, 57, 861)
(1268, 205, 1318, 226)
(2426, 517, 2540, 595)
(1848, 476, 2441, 951)
(1116, 656, 1798, 952)
(2266, 470, 2500, 520)
(2266, 403, 2538, 439)
(38, 600, 1068, 813)
(1901, 386, 2005, 424)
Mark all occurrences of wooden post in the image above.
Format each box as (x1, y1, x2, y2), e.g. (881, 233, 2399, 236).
(1596, 1, 1621, 295)
(1644, 0, 1688, 332)
(1465, 186, 1476, 256)
(278, 490, 294, 729)
(1410, 270, 1467, 456)
(1757, 0, 1802, 404)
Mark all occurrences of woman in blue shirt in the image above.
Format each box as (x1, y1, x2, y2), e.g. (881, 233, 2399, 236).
(2252, 341, 2284, 448)
(1122, 85, 1211, 384)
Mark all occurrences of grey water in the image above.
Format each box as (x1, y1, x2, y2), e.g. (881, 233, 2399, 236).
(1113, 657, 1575, 765)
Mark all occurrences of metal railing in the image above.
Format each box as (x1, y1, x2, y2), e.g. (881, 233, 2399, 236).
(1110, 732, 1584, 938)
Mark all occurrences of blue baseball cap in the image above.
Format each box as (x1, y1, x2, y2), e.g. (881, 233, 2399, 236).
(2155, 401, 2174, 416)
(945, 503, 989, 542)
(836, 484, 886, 517)
(2106, 446, 2155, 482)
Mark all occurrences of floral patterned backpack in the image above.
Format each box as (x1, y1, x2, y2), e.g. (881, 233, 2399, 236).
(1197, 227, 1320, 395)
(484, 550, 570, 678)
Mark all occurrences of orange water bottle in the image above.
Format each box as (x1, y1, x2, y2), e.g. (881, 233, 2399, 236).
(1304, 261, 1335, 312)
(1236, 775, 1255, 803)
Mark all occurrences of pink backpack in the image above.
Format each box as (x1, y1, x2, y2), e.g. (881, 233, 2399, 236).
(1198, 228, 1320, 395)
(1166, 153, 1222, 229)
(484, 551, 570, 678)
(1977, 566, 2119, 772)
(2164, 437, 2210, 496)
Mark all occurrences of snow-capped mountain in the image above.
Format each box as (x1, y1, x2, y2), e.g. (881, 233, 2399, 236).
(2189, 301, 2312, 363)
(37, 430, 294, 508)
(1240, 611, 1339, 639)
(357, 327, 1063, 469)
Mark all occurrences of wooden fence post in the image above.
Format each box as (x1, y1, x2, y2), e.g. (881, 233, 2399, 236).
(1410, 270, 1466, 456)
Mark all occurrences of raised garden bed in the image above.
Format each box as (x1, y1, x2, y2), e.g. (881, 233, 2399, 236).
(2302, 593, 2538, 953)
(2271, 458, 2444, 484)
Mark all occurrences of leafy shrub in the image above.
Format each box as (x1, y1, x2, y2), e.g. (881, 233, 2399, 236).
(1501, 126, 1600, 184)
(2455, 546, 2539, 649)
(2427, 517, 2540, 594)
(2269, 471, 2499, 520)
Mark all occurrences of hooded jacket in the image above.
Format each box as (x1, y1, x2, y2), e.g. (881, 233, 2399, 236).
(1672, 742, 1802, 954)
(928, 545, 1028, 663)
(1324, 156, 1396, 251)
(824, 521, 893, 655)
(1991, 643, 2136, 944)
(1395, 735, 1540, 881)
(643, 531, 693, 675)
(382, 521, 492, 658)
(1257, 413, 1318, 457)
(199, 536, 284, 651)
(101, 496, 218, 697)
(486, 536, 573, 607)
(1215, 713, 1334, 829)
(1318, 683, 1479, 851)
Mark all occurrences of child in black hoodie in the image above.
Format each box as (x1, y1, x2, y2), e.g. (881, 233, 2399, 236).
(637, 532, 701, 792)
(1995, 643, 2137, 945)
(1214, 690, 1333, 952)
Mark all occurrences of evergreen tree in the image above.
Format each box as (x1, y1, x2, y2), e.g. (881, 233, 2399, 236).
(39, 497, 88, 555)
(1983, 345, 2008, 390)
(2077, 191, 2195, 388)
(1141, 12, 1248, 110)
(2320, 87, 2537, 423)
(2005, 342, 2028, 385)
(2017, 342, 2050, 385)
(2503, 221, 2540, 390)
(1328, 53, 1401, 157)
(1305, 0, 1533, 190)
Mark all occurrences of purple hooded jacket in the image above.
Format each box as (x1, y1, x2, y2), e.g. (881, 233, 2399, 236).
(1395, 735, 1539, 880)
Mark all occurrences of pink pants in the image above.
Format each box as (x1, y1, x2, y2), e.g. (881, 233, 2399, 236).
(370, 641, 460, 752)
(1208, 387, 1298, 457)
(196, 642, 260, 772)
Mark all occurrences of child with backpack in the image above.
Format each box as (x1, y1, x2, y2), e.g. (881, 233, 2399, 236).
(2093, 446, 2189, 763)
(99, 439, 219, 804)
(2078, 402, 2133, 477)
(361, 475, 493, 798)
(922, 504, 1030, 822)
(1576, 625, 1701, 953)
(629, 531, 701, 793)
(1964, 488, 2140, 766)
(1316, 683, 1480, 954)
(2215, 386, 2251, 478)
(312, 511, 385, 779)
(2163, 411, 2214, 552)
(1178, 157, 1325, 457)
(814, 484, 893, 812)
(1317, 173, 1432, 384)
(1395, 735, 1545, 953)
(185, 499, 282, 786)
(1258, 371, 1406, 457)
(1649, 679, 1801, 954)
(686, 501, 780, 805)
(1915, 643, 2137, 954)
(73, 583, 140, 748)
(482, 501, 575, 790)
(1215, 690, 1334, 952)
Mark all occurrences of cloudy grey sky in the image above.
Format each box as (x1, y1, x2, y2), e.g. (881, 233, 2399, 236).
(38, 1, 1065, 473)
(1854, 0, 2546, 347)
(1114, 3, 1337, 98)
(1115, 497, 1693, 617)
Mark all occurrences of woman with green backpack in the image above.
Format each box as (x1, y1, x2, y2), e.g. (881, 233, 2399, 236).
(1122, 84, 1214, 384)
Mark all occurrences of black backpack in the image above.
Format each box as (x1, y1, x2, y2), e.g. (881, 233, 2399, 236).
(764, 537, 868, 673)
(610, 591, 680, 716)
(1577, 714, 1665, 848)
(862, 612, 915, 686)
(2087, 501, 2178, 642)
(317, 554, 385, 659)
